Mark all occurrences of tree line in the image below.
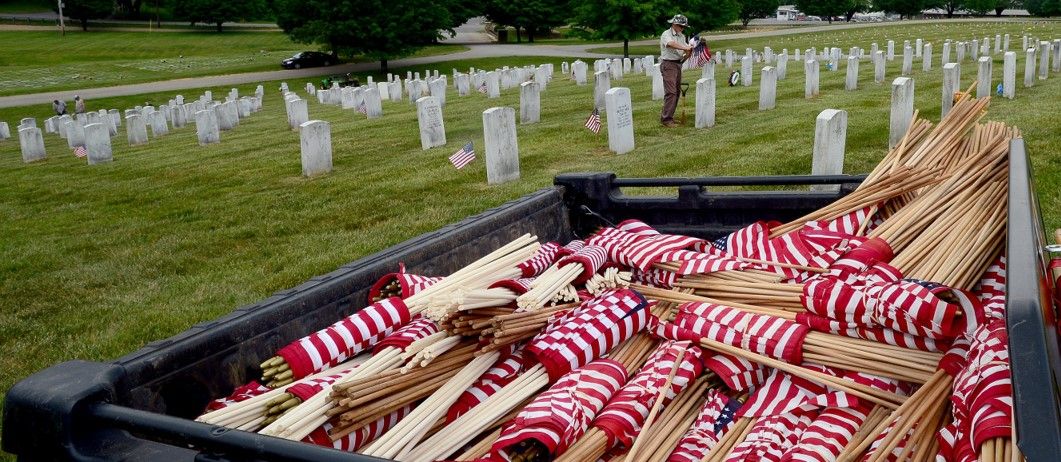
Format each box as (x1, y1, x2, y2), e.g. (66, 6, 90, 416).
(60, 0, 1060, 69)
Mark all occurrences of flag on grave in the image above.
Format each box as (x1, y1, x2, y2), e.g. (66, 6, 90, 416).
(478, 81, 488, 94)
(585, 108, 601, 134)
(449, 141, 475, 169)
(73, 146, 87, 158)
(357, 102, 367, 115)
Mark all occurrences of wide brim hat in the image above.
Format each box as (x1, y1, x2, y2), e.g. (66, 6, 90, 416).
(668, 14, 688, 26)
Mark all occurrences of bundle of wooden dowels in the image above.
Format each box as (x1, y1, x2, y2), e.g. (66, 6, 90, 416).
(196, 93, 1023, 462)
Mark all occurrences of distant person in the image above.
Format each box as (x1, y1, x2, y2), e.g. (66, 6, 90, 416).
(74, 95, 86, 114)
(660, 14, 693, 127)
(53, 99, 67, 116)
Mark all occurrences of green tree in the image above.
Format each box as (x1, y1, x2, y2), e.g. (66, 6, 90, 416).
(1025, 0, 1061, 15)
(927, 0, 965, 17)
(56, 0, 113, 30)
(794, 0, 851, 23)
(873, 0, 926, 18)
(274, 0, 471, 72)
(484, 0, 569, 43)
(963, 0, 996, 14)
(172, 0, 265, 32)
(573, 0, 736, 57)
(845, 0, 870, 20)
(737, 0, 779, 27)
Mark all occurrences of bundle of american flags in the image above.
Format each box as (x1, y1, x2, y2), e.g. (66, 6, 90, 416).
(197, 93, 1026, 462)
(684, 34, 713, 69)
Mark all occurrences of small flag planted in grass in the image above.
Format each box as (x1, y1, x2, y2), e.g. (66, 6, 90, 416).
(478, 82, 488, 94)
(585, 108, 601, 134)
(449, 141, 475, 169)
(358, 102, 367, 115)
(73, 146, 87, 158)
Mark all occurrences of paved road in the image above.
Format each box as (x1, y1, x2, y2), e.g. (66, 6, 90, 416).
(0, 17, 1037, 109)
(441, 17, 494, 44)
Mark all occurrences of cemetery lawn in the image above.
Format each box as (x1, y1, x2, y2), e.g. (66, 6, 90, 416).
(1, 22, 1060, 457)
(0, 30, 467, 97)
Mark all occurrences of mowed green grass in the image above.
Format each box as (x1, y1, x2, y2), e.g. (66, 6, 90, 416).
(1, 22, 1060, 458)
(0, 30, 467, 97)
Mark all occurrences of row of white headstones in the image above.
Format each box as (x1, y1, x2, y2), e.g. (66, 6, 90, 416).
(286, 33, 1058, 184)
(9, 86, 267, 164)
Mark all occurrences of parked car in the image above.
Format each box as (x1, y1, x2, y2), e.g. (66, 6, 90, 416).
(281, 51, 336, 69)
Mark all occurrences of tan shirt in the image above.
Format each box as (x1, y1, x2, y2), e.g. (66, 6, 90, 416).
(660, 28, 687, 61)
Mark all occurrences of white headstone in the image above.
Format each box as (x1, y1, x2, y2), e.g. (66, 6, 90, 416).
(573, 61, 588, 85)
(364, 87, 383, 118)
(0, 122, 10, 140)
(18, 126, 46, 163)
(887, 40, 895, 60)
(977, 57, 993, 98)
(889, 77, 915, 149)
(902, 46, 913, 76)
(84, 123, 112, 165)
(741, 56, 753, 86)
(1004, 34, 1010, 52)
(942, 42, 951, 65)
(20, 117, 37, 129)
(923, 43, 933, 72)
(777, 53, 788, 80)
(217, 101, 239, 130)
(482, 107, 520, 185)
(812, 109, 847, 191)
(759, 67, 778, 110)
(456, 74, 471, 96)
(1054, 39, 1061, 72)
(56, 115, 70, 138)
(942, 63, 960, 117)
(1039, 41, 1050, 80)
(299, 120, 332, 177)
(604, 87, 634, 155)
(623, 58, 631, 73)
(341, 87, 356, 109)
(594, 70, 611, 110)
(1024, 48, 1036, 88)
(65, 120, 85, 149)
(805, 59, 819, 98)
(651, 64, 664, 101)
(695, 77, 715, 129)
(874, 51, 885, 84)
(44, 116, 57, 134)
(1003, 52, 1016, 99)
(916, 38, 924, 57)
(486, 71, 501, 98)
(287, 98, 308, 129)
(519, 82, 540, 125)
(126, 114, 148, 145)
(562, 61, 570, 75)
(845, 57, 859, 90)
(415, 96, 446, 150)
(610, 58, 623, 80)
(632, 58, 643, 74)
(109, 109, 121, 128)
(430, 78, 448, 107)
(195, 110, 220, 145)
(149, 111, 169, 137)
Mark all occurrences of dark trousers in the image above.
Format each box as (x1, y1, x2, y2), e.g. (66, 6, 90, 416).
(660, 60, 682, 122)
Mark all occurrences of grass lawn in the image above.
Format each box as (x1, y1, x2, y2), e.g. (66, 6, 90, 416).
(589, 20, 1061, 57)
(0, 29, 467, 97)
(1, 21, 1060, 459)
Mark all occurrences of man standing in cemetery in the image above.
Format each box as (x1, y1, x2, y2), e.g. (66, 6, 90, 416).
(74, 95, 86, 114)
(660, 14, 693, 128)
(52, 99, 67, 116)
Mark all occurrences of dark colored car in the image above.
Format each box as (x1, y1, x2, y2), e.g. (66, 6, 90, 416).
(281, 51, 335, 69)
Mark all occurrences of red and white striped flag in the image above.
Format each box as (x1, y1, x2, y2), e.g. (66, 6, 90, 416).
(585, 108, 602, 134)
(477, 81, 488, 94)
(73, 146, 87, 158)
(274, 297, 411, 379)
(449, 141, 475, 169)
(357, 102, 367, 115)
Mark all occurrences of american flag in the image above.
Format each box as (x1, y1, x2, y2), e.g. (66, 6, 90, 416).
(477, 81, 488, 94)
(685, 35, 713, 69)
(584, 108, 601, 134)
(449, 141, 475, 169)
(357, 102, 367, 115)
(73, 146, 87, 158)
